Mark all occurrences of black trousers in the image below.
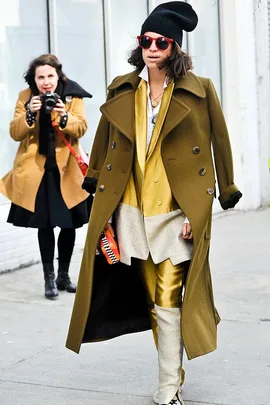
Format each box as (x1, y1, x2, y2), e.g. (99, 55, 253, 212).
(38, 228, 76, 265)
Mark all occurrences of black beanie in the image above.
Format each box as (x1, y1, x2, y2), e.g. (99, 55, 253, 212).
(140, 1, 198, 47)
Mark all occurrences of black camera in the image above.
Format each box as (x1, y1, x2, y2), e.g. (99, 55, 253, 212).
(40, 91, 60, 114)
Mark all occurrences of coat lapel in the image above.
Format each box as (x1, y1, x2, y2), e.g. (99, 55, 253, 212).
(146, 81, 174, 162)
(100, 90, 135, 143)
(161, 95, 191, 139)
(161, 72, 206, 139)
(100, 71, 141, 144)
(100, 70, 206, 143)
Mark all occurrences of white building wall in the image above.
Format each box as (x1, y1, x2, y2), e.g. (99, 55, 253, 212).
(219, 0, 263, 210)
(254, 0, 270, 206)
(0, 195, 39, 272)
(0, 0, 269, 272)
(0, 194, 87, 273)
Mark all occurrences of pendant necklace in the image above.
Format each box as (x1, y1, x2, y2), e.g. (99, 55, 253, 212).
(150, 89, 164, 108)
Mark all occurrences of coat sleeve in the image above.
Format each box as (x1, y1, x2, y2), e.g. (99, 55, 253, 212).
(82, 90, 114, 194)
(10, 94, 34, 142)
(208, 79, 242, 210)
(53, 97, 87, 139)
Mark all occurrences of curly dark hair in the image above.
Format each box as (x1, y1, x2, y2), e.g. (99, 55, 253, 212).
(24, 54, 66, 94)
(127, 42, 193, 79)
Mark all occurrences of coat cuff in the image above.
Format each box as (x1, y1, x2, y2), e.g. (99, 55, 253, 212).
(219, 184, 242, 210)
(82, 177, 97, 194)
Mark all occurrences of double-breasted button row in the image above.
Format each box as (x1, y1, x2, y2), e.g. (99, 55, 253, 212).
(193, 146, 200, 154)
(199, 168, 206, 176)
(207, 188, 214, 195)
(99, 185, 105, 192)
(111, 141, 116, 149)
(106, 164, 112, 171)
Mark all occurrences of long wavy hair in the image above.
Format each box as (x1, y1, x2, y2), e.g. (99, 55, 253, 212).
(128, 41, 193, 79)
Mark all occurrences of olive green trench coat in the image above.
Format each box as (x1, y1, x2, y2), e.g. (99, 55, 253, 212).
(66, 71, 242, 360)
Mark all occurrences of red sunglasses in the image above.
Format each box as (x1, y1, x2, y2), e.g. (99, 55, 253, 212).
(137, 35, 174, 51)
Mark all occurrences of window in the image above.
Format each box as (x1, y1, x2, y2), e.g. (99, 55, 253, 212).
(52, 0, 106, 150)
(0, 0, 48, 178)
(186, 0, 221, 98)
(103, 0, 148, 82)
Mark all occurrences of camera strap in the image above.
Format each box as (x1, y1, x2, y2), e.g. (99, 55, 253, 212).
(51, 120, 79, 160)
(51, 120, 88, 176)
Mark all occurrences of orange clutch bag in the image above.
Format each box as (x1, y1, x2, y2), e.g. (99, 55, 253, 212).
(99, 228, 120, 265)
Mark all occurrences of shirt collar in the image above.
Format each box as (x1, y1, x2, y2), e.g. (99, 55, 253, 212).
(139, 65, 168, 90)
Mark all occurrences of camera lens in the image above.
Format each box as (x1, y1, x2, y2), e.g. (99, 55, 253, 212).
(46, 99, 55, 107)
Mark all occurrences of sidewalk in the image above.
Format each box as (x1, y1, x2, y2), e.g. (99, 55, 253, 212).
(0, 209, 269, 405)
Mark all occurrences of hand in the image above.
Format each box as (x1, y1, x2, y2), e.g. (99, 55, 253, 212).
(182, 222, 193, 240)
(53, 98, 66, 117)
(29, 96, 42, 113)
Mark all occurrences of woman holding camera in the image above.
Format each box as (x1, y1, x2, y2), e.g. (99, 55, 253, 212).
(0, 54, 92, 300)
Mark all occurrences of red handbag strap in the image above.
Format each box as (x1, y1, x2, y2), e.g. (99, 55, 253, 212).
(51, 120, 79, 160)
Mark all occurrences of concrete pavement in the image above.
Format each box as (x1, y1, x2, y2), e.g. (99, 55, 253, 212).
(0, 209, 269, 405)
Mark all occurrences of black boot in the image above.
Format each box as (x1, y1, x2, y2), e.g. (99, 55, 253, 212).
(56, 262, 76, 293)
(43, 263, 59, 300)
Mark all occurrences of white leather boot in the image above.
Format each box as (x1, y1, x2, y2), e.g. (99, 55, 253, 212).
(153, 362, 185, 403)
(155, 304, 185, 405)
(153, 386, 183, 404)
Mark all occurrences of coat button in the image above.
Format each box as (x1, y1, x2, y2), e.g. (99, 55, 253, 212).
(112, 142, 116, 149)
(154, 178, 158, 183)
(193, 146, 200, 154)
(207, 188, 214, 195)
(99, 185, 105, 192)
(157, 201, 162, 206)
(106, 164, 112, 171)
(62, 166, 67, 172)
(199, 168, 206, 176)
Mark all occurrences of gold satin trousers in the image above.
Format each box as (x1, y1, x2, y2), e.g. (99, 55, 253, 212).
(139, 256, 190, 345)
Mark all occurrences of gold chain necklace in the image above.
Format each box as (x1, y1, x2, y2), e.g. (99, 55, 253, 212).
(150, 89, 164, 108)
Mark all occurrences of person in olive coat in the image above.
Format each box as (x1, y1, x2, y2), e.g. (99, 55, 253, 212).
(66, 2, 242, 405)
(0, 54, 92, 300)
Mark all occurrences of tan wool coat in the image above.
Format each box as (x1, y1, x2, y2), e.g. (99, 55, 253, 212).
(66, 70, 242, 360)
(0, 88, 89, 212)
